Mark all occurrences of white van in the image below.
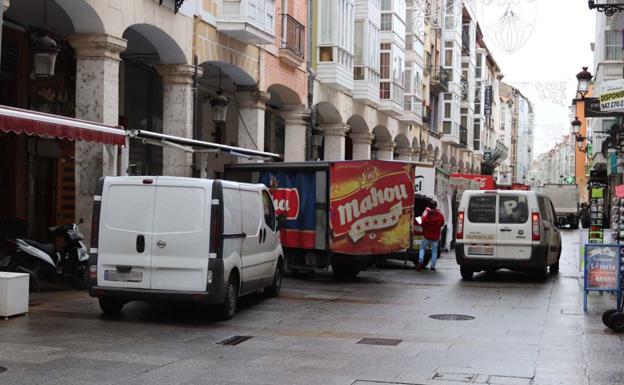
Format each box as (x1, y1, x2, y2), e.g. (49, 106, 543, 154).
(87, 176, 284, 319)
(455, 190, 561, 280)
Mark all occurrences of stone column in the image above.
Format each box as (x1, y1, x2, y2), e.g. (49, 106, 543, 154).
(0, 1, 7, 63)
(322, 123, 349, 161)
(282, 106, 309, 162)
(69, 34, 126, 246)
(412, 144, 421, 162)
(396, 147, 413, 161)
(237, 90, 269, 162)
(376, 142, 395, 160)
(158, 64, 198, 176)
(350, 133, 374, 160)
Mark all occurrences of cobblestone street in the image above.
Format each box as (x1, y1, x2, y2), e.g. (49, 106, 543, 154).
(0, 230, 622, 385)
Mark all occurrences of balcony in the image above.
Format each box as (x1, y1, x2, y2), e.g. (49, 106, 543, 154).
(279, 14, 305, 67)
(379, 82, 405, 116)
(216, 0, 276, 45)
(399, 95, 423, 124)
(431, 66, 449, 93)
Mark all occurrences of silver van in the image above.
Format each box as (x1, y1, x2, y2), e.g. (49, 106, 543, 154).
(87, 176, 284, 319)
(455, 190, 562, 280)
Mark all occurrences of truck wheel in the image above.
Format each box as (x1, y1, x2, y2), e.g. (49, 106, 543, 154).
(602, 309, 618, 327)
(333, 263, 360, 279)
(460, 266, 474, 280)
(218, 275, 238, 320)
(98, 298, 124, 316)
(264, 260, 283, 298)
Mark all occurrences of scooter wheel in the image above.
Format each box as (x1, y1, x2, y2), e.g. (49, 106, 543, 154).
(602, 309, 618, 327)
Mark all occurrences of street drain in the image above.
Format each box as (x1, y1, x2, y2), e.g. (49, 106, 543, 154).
(429, 314, 475, 321)
(217, 336, 252, 346)
(357, 338, 402, 346)
(0, 366, 7, 374)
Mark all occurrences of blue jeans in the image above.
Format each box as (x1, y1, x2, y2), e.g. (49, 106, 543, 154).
(419, 239, 439, 268)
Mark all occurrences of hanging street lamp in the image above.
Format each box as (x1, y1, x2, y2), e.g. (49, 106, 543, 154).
(32, 33, 59, 78)
(576, 67, 592, 99)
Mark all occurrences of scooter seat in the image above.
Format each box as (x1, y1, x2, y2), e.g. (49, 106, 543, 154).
(22, 239, 57, 259)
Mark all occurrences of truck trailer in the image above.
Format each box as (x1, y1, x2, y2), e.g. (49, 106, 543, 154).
(541, 183, 579, 229)
(226, 160, 424, 277)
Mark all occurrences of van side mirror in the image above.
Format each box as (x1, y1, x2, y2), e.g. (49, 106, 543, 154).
(276, 214, 287, 230)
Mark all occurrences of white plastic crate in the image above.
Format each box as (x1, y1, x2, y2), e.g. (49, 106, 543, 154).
(0, 272, 29, 318)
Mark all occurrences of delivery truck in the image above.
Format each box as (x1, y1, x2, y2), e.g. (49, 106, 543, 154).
(226, 160, 424, 277)
(541, 183, 579, 229)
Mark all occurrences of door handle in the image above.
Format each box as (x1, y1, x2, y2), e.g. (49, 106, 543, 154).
(156, 240, 167, 248)
(262, 228, 266, 243)
(136, 235, 145, 253)
(500, 227, 512, 232)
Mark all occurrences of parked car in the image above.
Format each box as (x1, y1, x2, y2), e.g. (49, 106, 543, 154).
(455, 190, 562, 280)
(87, 176, 284, 319)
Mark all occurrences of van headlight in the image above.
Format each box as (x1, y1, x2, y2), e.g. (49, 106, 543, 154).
(207, 270, 213, 284)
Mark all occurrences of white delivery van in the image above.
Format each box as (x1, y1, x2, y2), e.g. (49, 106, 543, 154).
(87, 176, 284, 319)
(455, 190, 561, 280)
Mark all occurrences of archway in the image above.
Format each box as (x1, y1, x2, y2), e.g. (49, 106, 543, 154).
(195, 61, 258, 177)
(347, 115, 370, 160)
(266, 84, 305, 161)
(412, 137, 421, 162)
(315, 102, 346, 161)
(372, 126, 393, 160)
(394, 134, 412, 161)
(120, 23, 189, 176)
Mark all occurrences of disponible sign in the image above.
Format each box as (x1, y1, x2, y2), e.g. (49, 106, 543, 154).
(329, 161, 414, 255)
(599, 79, 624, 112)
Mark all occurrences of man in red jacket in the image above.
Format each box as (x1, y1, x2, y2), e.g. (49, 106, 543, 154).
(417, 201, 445, 272)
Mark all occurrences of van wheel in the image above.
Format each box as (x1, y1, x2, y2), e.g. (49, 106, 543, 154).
(218, 276, 238, 320)
(98, 298, 124, 315)
(530, 266, 548, 281)
(264, 260, 283, 298)
(549, 260, 560, 274)
(460, 266, 474, 280)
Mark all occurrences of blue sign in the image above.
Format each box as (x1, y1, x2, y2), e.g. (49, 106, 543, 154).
(260, 171, 316, 249)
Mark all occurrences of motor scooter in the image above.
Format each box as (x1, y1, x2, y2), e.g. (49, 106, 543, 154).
(3, 220, 89, 291)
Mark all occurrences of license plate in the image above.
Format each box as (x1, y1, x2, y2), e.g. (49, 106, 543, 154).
(468, 246, 494, 256)
(104, 270, 143, 282)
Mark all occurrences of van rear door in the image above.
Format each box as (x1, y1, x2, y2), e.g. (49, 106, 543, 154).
(98, 178, 156, 289)
(464, 193, 497, 258)
(150, 177, 212, 292)
(496, 193, 532, 260)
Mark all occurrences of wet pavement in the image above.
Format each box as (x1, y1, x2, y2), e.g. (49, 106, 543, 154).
(1, 230, 623, 385)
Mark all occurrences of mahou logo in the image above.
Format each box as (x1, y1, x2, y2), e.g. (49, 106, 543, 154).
(271, 188, 300, 220)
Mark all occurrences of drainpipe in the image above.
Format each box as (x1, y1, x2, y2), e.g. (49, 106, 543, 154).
(0, 2, 4, 64)
(306, 0, 315, 161)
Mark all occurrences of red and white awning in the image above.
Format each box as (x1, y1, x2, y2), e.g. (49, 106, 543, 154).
(0, 104, 126, 146)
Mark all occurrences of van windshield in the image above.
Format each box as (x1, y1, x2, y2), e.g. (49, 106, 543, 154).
(468, 196, 496, 223)
(499, 195, 529, 224)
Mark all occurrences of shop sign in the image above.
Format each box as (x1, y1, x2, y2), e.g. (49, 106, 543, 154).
(450, 173, 495, 190)
(484, 85, 492, 117)
(616, 184, 624, 198)
(415, 165, 435, 196)
(329, 161, 414, 255)
(608, 152, 618, 176)
(584, 244, 620, 291)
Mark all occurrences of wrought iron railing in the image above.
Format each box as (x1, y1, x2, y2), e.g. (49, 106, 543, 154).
(280, 14, 305, 59)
